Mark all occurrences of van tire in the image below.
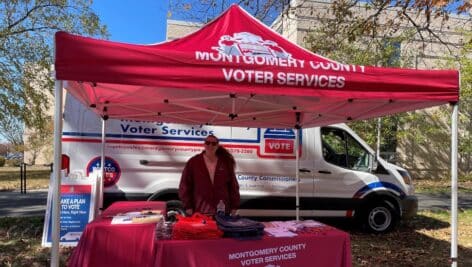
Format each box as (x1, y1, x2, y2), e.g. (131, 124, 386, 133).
(359, 200, 399, 234)
(165, 200, 185, 221)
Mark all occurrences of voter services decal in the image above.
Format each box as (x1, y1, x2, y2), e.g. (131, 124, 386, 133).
(86, 156, 121, 187)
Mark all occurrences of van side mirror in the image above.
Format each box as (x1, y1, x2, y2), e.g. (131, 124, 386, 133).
(370, 154, 378, 173)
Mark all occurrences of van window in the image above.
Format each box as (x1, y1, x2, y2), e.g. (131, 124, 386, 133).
(321, 127, 371, 172)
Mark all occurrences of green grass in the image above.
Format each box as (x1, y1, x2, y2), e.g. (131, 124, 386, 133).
(0, 166, 51, 191)
(350, 209, 472, 266)
(414, 178, 472, 194)
(0, 216, 72, 266)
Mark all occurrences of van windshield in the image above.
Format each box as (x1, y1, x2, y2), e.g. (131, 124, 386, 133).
(321, 127, 371, 172)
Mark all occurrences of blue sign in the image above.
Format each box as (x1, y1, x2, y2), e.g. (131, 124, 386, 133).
(43, 184, 94, 247)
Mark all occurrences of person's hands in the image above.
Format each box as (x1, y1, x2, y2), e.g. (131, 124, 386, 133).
(230, 209, 238, 216)
(185, 209, 193, 216)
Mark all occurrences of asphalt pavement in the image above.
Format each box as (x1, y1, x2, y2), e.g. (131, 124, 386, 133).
(417, 192, 472, 211)
(1, 189, 471, 217)
(0, 189, 48, 217)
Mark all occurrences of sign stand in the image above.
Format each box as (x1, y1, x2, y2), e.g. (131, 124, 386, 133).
(42, 171, 96, 247)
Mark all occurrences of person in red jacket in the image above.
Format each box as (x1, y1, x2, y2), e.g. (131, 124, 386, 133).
(178, 134, 240, 216)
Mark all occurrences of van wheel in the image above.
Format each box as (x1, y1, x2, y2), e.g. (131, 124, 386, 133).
(359, 201, 399, 233)
(165, 200, 185, 222)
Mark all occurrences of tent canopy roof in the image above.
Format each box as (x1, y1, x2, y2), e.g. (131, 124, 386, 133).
(55, 4, 459, 128)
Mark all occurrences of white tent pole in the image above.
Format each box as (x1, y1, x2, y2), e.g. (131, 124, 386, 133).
(295, 127, 300, 221)
(376, 118, 381, 157)
(451, 102, 459, 267)
(294, 111, 301, 221)
(98, 118, 106, 216)
(51, 80, 63, 267)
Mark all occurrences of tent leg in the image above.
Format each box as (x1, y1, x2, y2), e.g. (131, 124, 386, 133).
(376, 118, 381, 157)
(97, 118, 106, 217)
(295, 128, 300, 221)
(51, 80, 63, 267)
(451, 103, 459, 267)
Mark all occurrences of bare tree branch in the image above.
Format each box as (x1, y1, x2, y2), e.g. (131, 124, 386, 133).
(5, 3, 58, 31)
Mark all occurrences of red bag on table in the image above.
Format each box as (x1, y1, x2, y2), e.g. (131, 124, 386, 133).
(172, 213, 223, 240)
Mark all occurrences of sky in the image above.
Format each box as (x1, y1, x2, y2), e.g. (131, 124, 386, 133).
(90, 1, 281, 44)
(91, 0, 169, 44)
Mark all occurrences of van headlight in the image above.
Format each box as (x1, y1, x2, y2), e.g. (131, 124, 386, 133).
(398, 169, 412, 185)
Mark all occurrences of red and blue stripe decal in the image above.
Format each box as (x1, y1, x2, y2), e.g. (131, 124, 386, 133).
(353, 181, 405, 199)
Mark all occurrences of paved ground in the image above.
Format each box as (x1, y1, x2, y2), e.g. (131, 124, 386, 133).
(0, 189, 48, 217)
(417, 192, 472, 211)
(1, 189, 472, 217)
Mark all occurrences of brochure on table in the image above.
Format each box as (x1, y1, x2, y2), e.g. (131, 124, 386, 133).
(111, 211, 163, 224)
(42, 171, 97, 247)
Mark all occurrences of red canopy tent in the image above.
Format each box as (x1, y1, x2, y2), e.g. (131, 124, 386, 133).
(55, 5, 458, 127)
(51, 4, 460, 267)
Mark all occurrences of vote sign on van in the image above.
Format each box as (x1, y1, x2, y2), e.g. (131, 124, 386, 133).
(265, 139, 293, 154)
(263, 129, 296, 155)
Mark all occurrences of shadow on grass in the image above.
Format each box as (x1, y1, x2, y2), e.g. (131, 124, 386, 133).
(316, 214, 449, 232)
(243, 214, 472, 266)
(0, 216, 72, 267)
(318, 215, 471, 267)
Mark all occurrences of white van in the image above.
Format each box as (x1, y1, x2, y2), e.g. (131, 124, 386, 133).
(62, 95, 417, 233)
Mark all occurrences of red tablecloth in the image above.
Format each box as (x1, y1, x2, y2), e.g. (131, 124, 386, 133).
(68, 201, 166, 267)
(101, 201, 166, 217)
(154, 228, 351, 267)
(69, 201, 351, 267)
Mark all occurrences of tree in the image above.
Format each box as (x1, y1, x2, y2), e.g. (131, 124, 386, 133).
(448, 33, 472, 176)
(0, 142, 11, 156)
(169, 0, 291, 24)
(301, 0, 470, 52)
(24, 115, 54, 165)
(0, 110, 24, 147)
(0, 0, 108, 140)
(169, 0, 471, 51)
(301, 0, 418, 158)
(300, 0, 470, 179)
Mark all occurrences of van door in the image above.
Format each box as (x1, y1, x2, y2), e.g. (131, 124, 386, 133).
(236, 128, 315, 217)
(313, 126, 378, 217)
(298, 128, 316, 217)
